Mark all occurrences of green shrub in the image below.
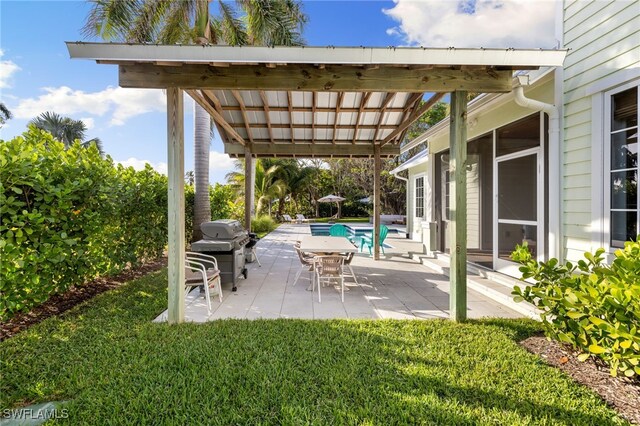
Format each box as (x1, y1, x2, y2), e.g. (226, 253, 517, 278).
(0, 128, 168, 319)
(251, 215, 277, 234)
(511, 240, 640, 378)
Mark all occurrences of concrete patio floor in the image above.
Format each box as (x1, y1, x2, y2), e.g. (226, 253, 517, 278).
(155, 224, 523, 322)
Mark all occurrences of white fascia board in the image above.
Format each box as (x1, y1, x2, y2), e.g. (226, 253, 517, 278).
(66, 42, 566, 67)
(400, 67, 555, 154)
(391, 150, 429, 174)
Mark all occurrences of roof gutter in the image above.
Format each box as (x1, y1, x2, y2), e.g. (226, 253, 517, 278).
(513, 75, 560, 260)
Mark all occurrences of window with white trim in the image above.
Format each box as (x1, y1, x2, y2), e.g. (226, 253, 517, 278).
(608, 85, 638, 248)
(414, 175, 424, 219)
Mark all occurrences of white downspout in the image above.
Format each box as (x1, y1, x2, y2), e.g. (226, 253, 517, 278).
(513, 76, 560, 260)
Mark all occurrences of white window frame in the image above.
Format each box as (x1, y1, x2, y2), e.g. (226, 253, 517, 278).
(414, 173, 425, 221)
(603, 80, 640, 252)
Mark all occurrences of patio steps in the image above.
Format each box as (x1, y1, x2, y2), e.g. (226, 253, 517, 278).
(411, 253, 540, 320)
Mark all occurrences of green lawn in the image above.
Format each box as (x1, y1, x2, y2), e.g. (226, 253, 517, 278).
(0, 270, 629, 425)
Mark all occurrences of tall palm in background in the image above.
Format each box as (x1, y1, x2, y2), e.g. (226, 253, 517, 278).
(226, 159, 287, 216)
(83, 0, 306, 240)
(29, 112, 104, 155)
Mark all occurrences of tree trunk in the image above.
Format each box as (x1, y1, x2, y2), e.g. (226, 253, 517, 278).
(192, 102, 211, 241)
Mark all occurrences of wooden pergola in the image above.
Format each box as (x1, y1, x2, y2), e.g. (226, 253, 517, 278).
(67, 43, 565, 324)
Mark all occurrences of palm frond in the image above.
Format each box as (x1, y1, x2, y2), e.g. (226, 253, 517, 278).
(81, 0, 141, 41)
(219, 2, 248, 46)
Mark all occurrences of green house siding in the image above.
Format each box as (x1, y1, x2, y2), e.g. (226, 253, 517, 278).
(562, 0, 640, 261)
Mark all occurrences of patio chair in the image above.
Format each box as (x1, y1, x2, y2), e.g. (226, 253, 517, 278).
(282, 214, 294, 223)
(293, 246, 315, 287)
(314, 255, 345, 302)
(184, 252, 222, 313)
(342, 252, 358, 285)
(360, 225, 389, 255)
(329, 224, 349, 238)
(296, 214, 311, 223)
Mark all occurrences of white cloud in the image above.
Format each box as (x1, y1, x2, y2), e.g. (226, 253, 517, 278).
(13, 86, 166, 126)
(116, 157, 168, 175)
(0, 49, 20, 89)
(80, 117, 95, 130)
(383, 0, 556, 49)
(209, 150, 236, 172)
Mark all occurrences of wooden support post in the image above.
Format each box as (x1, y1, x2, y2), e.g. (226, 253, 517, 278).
(244, 149, 254, 231)
(373, 144, 381, 260)
(167, 87, 185, 324)
(449, 91, 468, 322)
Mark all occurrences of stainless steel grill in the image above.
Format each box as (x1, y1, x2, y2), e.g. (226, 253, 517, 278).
(191, 219, 250, 291)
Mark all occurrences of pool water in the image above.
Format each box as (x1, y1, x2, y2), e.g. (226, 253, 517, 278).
(309, 224, 395, 249)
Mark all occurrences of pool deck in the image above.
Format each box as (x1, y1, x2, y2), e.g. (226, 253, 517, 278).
(155, 223, 523, 322)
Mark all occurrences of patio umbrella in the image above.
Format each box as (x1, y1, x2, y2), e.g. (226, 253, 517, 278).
(318, 194, 346, 218)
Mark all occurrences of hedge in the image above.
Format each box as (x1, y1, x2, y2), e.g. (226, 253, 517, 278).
(0, 128, 168, 320)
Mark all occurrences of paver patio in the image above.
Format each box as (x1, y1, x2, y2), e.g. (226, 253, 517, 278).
(155, 224, 522, 322)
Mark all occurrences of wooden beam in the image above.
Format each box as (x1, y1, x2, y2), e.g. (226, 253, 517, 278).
(244, 149, 254, 232)
(373, 144, 381, 260)
(186, 89, 245, 146)
(449, 90, 468, 322)
(228, 123, 399, 130)
(166, 87, 185, 324)
(332, 92, 344, 144)
(258, 90, 275, 143)
(119, 63, 513, 93)
(352, 92, 372, 143)
(201, 90, 232, 145)
(381, 93, 445, 146)
(231, 90, 254, 144)
(373, 92, 397, 141)
(221, 106, 409, 113)
(224, 142, 399, 158)
(286, 91, 295, 143)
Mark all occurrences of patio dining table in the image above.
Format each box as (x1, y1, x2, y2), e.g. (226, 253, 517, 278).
(299, 236, 358, 254)
(299, 236, 358, 293)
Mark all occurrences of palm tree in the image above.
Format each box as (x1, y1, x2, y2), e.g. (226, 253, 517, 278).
(226, 159, 287, 218)
(0, 102, 12, 128)
(83, 0, 307, 240)
(29, 112, 104, 154)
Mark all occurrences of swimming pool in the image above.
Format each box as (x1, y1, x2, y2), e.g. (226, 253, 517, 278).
(309, 223, 396, 248)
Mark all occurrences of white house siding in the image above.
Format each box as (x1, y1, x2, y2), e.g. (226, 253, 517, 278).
(562, 0, 640, 261)
(404, 77, 554, 247)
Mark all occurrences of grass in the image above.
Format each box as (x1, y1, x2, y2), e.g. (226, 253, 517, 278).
(313, 217, 370, 223)
(0, 271, 629, 425)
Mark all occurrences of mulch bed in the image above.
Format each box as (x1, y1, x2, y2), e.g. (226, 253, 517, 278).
(520, 335, 640, 425)
(0, 257, 167, 342)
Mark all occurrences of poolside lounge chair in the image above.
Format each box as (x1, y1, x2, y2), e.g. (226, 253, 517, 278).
(296, 214, 311, 223)
(282, 214, 294, 223)
(360, 225, 389, 255)
(184, 252, 222, 313)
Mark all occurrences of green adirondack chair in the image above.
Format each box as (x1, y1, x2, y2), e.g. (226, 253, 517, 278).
(329, 224, 348, 237)
(360, 225, 389, 255)
(329, 224, 355, 242)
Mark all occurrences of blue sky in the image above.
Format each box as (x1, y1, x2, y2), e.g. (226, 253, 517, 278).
(0, 0, 555, 184)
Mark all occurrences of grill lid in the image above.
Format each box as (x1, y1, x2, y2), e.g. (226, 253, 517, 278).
(191, 239, 234, 252)
(201, 219, 245, 240)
